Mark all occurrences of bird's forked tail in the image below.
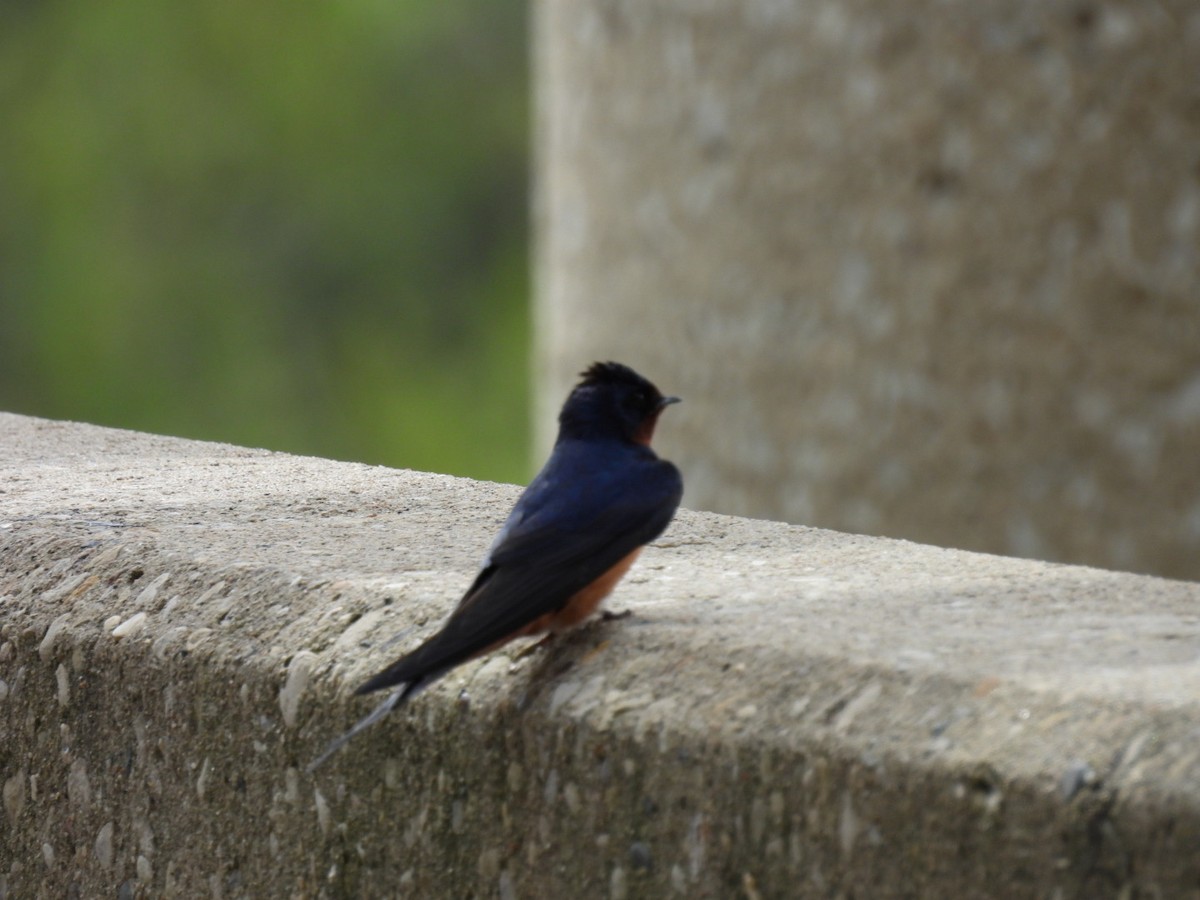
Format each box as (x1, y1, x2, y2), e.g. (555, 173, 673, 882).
(306, 684, 411, 772)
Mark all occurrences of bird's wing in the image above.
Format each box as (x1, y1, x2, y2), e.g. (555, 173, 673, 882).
(354, 456, 681, 696)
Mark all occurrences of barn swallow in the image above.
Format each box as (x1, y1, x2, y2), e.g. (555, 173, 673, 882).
(308, 361, 682, 770)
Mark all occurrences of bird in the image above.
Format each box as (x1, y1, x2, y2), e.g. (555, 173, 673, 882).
(308, 361, 683, 770)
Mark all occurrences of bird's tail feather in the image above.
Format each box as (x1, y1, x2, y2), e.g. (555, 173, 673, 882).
(306, 685, 409, 773)
(307, 660, 461, 772)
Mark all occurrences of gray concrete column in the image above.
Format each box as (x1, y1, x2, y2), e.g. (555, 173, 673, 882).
(534, 0, 1200, 580)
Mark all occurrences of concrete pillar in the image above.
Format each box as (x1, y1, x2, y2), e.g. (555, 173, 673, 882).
(534, 0, 1200, 580)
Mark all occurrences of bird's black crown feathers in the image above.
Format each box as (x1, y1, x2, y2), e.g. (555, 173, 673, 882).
(577, 361, 646, 389)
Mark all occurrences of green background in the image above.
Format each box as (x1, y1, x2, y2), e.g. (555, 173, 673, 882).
(0, 0, 531, 483)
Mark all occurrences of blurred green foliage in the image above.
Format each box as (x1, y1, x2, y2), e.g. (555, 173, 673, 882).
(0, 0, 530, 482)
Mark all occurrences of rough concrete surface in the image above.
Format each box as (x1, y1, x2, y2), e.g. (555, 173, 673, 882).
(534, 0, 1200, 580)
(2, 412, 1199, 898)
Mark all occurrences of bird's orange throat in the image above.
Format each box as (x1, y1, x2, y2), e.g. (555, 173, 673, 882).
(633, 411, 664, 446)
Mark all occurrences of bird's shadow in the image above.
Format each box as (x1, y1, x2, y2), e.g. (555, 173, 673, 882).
(513, 610, 646, 704)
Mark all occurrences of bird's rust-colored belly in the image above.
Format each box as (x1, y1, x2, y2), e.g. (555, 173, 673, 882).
(515, 547, 643, 638)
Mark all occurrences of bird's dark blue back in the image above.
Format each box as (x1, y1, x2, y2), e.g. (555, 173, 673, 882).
(355, 436, 681, 696)
(480, 435, 682, 575)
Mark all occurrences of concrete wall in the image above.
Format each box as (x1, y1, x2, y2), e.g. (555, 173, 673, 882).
(533, 0, 1200, 580)
(3, 413, 1200, 897)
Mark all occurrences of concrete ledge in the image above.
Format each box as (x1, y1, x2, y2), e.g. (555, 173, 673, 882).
(2, 412, 1199, 897)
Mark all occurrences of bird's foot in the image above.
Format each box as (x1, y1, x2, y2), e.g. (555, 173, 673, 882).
(511, 633, 556, 663)
(600, 608, 633, 622)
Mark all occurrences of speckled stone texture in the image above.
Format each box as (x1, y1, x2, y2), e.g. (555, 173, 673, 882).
(534, 0, 1200, 580)
(2, 414, 1200, 897)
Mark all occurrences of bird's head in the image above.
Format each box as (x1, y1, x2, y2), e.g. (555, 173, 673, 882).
(558, 361, 680, 446)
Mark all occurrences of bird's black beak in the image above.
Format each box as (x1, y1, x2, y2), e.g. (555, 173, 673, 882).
(658, 396, 681, 409)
